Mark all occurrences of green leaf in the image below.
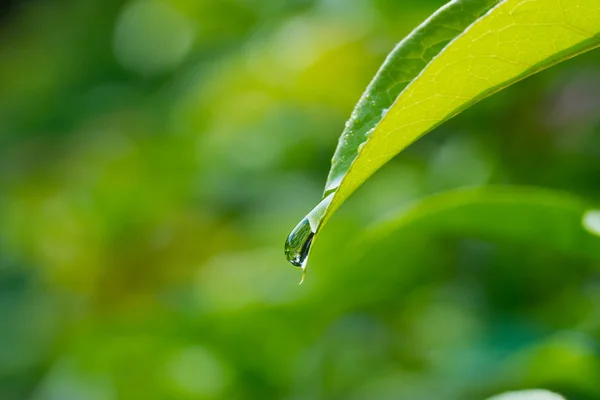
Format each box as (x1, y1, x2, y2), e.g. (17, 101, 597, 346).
(285, 0, 600, 270)
(361, 186, 600, 263)
(325, 0, 501, 194)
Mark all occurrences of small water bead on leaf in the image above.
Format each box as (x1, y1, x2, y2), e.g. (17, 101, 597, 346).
(357, 141, 366, 154)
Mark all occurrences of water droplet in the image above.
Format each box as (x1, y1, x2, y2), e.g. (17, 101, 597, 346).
(357, 142, 366, 153)
(381, 108, 389, 118)
(582, 209, 600, 236)
(284, 217, 314, 268)
(284, 193, 334, 272)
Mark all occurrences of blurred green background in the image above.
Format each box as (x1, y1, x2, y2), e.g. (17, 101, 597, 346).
(2, 0, 600, 399)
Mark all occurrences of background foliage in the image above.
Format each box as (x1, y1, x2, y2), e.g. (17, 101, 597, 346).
(1, 0, 600, 399)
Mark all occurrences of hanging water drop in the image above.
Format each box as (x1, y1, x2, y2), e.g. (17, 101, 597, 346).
(284, 217, 314, 268)
(284, 193, 334, 272)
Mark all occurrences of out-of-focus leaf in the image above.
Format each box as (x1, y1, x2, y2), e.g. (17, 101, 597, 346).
(290, 0, 600, 263)
(363, 186, 600, 262)
(487, 389, 566, 400)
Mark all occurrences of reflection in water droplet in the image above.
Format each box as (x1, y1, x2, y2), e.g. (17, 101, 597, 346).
(582, 209, 600, 236)
(284, 217, 314, 268)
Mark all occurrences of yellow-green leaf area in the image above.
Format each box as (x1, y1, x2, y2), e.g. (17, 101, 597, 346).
(326, 0, 600, 227)
(325, 0, 500, 193)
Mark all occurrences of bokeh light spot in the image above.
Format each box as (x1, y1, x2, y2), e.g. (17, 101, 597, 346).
(113, 0, 194, 76)
(166, 346, 228, 397)
(582, 209, 600, 237)
(487, 390, 565, 400)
